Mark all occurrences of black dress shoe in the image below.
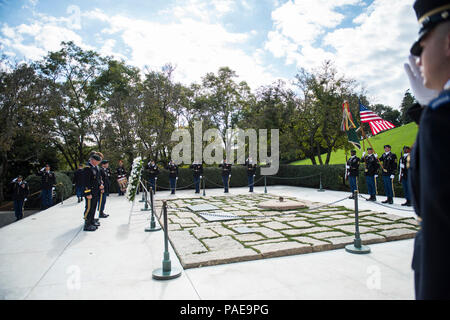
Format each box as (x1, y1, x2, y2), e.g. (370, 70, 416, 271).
(382, 199, 389, 203)
(99, 213, 109, 218)
(84, 224, 97, 231)
(93, 221, 100, 227)
(401, 201, 411, 206)
(388, 198, 393, 204)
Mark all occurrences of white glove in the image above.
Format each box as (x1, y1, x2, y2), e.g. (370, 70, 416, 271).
(200, 176, 202, 179)
(374, 153, 378, 158)
(400, 163, 405, 169)
(12, 178, 18, 182)
(52, 187, 56, 191)
(155, 177, 157, 180)
(374, 175, 378, 178)
(40, 167, 45, 172)
(362, 152, 365, 157)
(24, 198, 27, 202)
(346, 165, 350, 169)
(176, 177, 178, 180)
(404, 54, 439, 105)
(390, 175, 395, 179)
(229, 175, 231, 178)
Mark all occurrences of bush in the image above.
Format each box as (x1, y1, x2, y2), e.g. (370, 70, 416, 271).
(25, 172, 73, 208)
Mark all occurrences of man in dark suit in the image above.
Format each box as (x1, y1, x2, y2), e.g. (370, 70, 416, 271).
(37, 164, 56, 209)
(190, 161, 203, 194)
(244, 157, 257, 192)
(405, 0, 450, 299)
(165, 160, 178, 195)
(399, 146, 411, 206)
(98, 160, 111, 218)
(219, 159, 232, 193)
(82, 154, 103, 231)
(346, 150, 360, 199)
(73, 163, 84, 203)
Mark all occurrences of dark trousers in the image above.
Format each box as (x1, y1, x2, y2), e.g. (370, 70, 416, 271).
(84, 196, 98, 225)
(194, 176, 200, 193)
(382, 175, 394, 198)
(98, 192, 107, 214)
(247, 175, 254, 192)
(366, 175, 376, 196)
(222, 175, 230, 192)
(349, 175, 357, 193)
(75, 185, 83, 199)
(149, 177, 156, 193)
(169, 177, 176, 194)
(402, 178, 410, 201)
(14, 199, 24, 220)
(41, 189, 53, 209)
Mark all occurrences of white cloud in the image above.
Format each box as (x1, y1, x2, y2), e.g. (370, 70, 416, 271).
(265, 0, 417, 108)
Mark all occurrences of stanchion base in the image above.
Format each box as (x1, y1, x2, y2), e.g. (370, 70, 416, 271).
(141, 208, 151, 211)
(152, 267, 182, 280)
(317, 189, 325, 192)
(145, 226, 161, 232)
(345, 244, 371, 254)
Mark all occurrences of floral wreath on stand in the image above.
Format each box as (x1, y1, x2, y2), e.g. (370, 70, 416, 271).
(125, 156, 143, 202)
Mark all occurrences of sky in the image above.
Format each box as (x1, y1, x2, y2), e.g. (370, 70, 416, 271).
(0, 0, 419, 109)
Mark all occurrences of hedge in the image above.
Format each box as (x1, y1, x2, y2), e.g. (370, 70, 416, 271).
(25, 172, 73, 208)
(63, 164, 405, 198)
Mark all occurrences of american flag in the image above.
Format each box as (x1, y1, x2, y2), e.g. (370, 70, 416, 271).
(359, 102, 395, 135)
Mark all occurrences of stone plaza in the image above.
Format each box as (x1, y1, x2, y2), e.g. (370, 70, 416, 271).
(0, 185, 419, 299)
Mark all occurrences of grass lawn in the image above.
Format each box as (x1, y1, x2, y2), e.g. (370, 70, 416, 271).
(290, 122, 418, 165)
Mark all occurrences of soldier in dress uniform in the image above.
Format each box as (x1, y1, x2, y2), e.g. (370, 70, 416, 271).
(116, 159, 127, 196)
(244, 157, 257, 192)
(399, 146, 411, 206)
(219, 159, 232, 193)
(362, 148, 379, 201)
(190, 161, 203, 194)
(73, 163, 84, 203)
(165, 160, 178, 195)
(346, 150, 360, 199)
(37, 164, 56, 210)
(11, 175, 29, 221)
(146, 160, 159, 194)
(82, 154, 103, 231)
(405, 0, 450, 299)
(98, 160, 111, 218)
(379, 145, 397, 204)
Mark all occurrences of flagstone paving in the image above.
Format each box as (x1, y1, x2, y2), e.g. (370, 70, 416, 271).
(155, 193, 419, 269)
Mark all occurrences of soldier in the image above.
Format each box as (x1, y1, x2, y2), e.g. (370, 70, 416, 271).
(190, 161, 203, 194)
(73, 163, 84, 203)
(36, 164, 56, 210)
(146, 160, 159, 194)
(11, 175, 29, 221)
(116, 159, 127, 196)
(399, 146, 411, 206)
(405, 0, 450, 299)
(98, 160, 111, 218)
(165, 160, 178, 195)
(346, 150, 360, 199)
(379, 145, 397, 204)
(244, 157, 257, 192)
(219, 159, 232, 193)
(362, 148, 379, 201)
(82, 153, 103, 231)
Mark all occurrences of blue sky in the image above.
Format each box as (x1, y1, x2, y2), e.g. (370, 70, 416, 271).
(0, 0, 418, 108)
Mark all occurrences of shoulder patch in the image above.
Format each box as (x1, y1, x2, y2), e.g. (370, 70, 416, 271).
(430, 90, 450, 110)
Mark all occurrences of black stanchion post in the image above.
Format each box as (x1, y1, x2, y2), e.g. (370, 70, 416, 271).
(264, 175, 267, 193)
(317, 173, 325, 192)
(345, 190, 370, 254)
(145, 187, 161, 232)
(202, 176, 206, 196)
(139, 180, 145, 202)
(141, 185, 150, 211)
(152, 201, 182, 280)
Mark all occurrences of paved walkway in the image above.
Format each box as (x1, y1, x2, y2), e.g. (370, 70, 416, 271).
(0, 185, 418, 300)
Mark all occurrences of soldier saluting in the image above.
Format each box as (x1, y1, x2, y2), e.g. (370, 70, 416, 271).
(11, 175, 29, 221)
(362, 147, 379, 202)
(82, 154, 103, 231)
(37, 164, 56, 210)
(379, 145, 397, 204)
(346, 150, 360, 199)
(146, 160, 159, 194)
(244, 157, 257, 193)
(190, 161, 203, 194)
(165, 160, 178, 195)
(219, 159, 232, 193)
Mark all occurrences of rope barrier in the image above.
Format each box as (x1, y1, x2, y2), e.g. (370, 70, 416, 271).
(265, 173, 321, 180)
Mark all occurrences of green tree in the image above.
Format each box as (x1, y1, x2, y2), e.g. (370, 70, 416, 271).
(399, 89, 416, 125)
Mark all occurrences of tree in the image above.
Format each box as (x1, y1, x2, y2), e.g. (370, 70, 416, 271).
(399, 89, 416, 125)
(39, 41, 107, 170)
